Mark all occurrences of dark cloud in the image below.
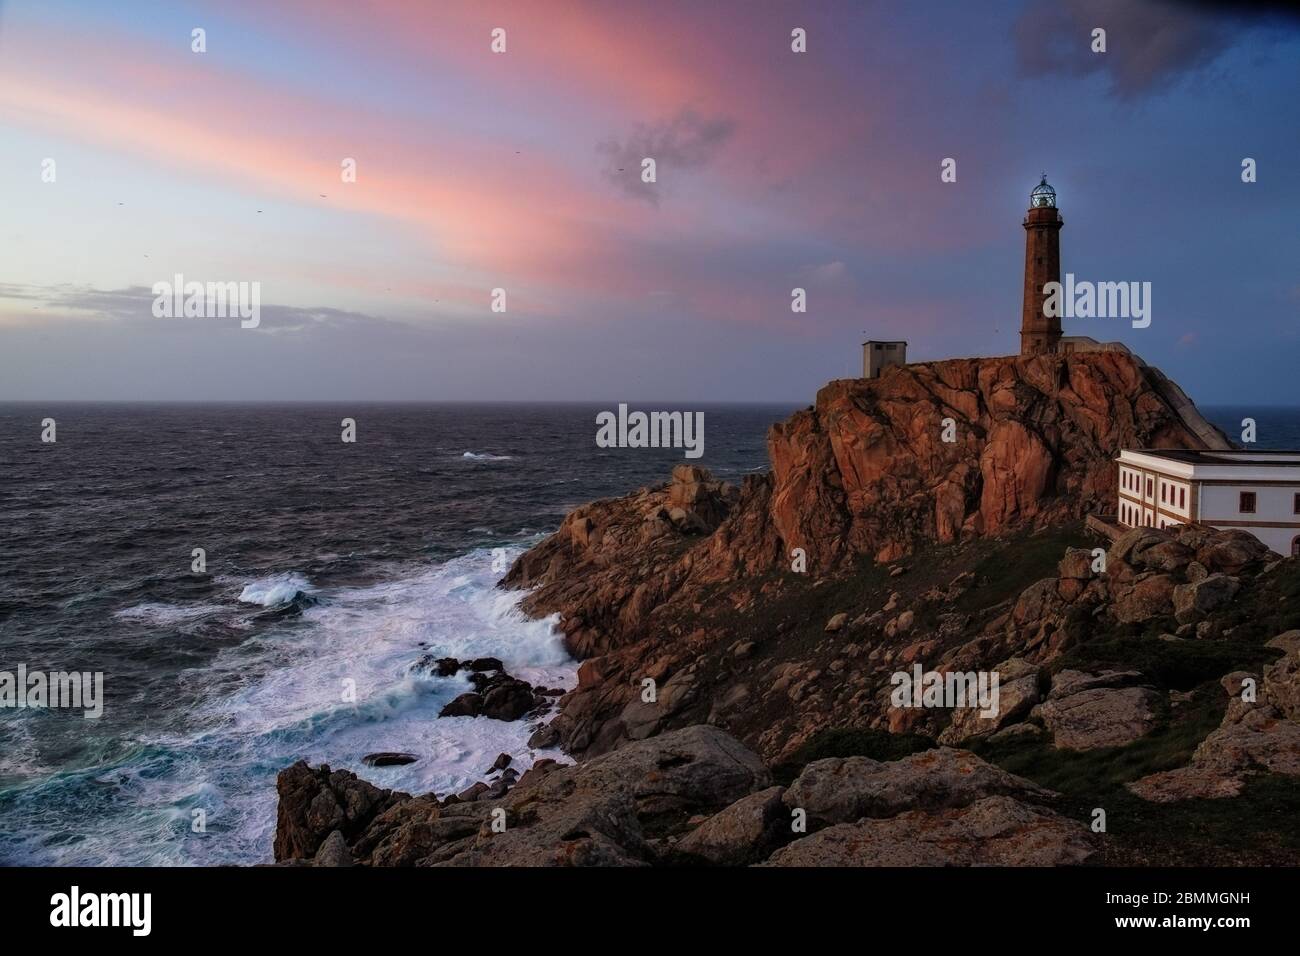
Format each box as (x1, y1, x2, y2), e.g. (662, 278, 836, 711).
(1013, 0, 1293, 97)
(598, 108, 735, 205)
(0, 283, 413, 335)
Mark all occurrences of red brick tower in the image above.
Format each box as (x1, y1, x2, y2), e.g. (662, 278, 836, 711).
(1020, 174, 1063, 356)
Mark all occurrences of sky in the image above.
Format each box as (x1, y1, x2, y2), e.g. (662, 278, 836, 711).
(1, 0, 1297, 403)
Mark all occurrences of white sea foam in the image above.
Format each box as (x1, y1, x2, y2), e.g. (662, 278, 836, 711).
(4, 548, 573, 866)
(461, 451, 513, 461)
(188, 547, 571, 864)
(237, 572, 314, 607)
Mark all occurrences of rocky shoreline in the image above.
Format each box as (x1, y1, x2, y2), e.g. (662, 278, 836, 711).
(271, 354, 1300, 866)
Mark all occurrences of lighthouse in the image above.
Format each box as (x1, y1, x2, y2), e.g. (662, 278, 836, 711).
(1020, 174, 1063, 356)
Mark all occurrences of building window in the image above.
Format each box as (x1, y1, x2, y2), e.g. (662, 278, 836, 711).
(1294, 492, 1300, 515)
(1180, 487, 1186, 509)
(1293, 536, 1300, 557)
(1240, 492, 1256, 514)
(1146, 478, 1153, 498)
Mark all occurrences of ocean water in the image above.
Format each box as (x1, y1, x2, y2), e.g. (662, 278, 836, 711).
(1202, 406, 1300, 449)
(0, 403, 794, 865)
(2, 401, 1295, 866)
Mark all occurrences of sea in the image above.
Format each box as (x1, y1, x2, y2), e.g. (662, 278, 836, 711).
(0, 402, 1295, 865)
(0, 403, 793, 865)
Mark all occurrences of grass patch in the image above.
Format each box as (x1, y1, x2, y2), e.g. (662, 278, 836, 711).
(1100, 774, 1300, 864)
(951, 523, 1091, 615)
(772, 728, 934, 784)
(1054, 635, 1273, 691)
(970, 684, 1224, 795)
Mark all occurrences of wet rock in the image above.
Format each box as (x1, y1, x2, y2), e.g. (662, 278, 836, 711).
(439, 693, 482, 718)
(362, 752, 419, 767)
(273, 762, 409, 862)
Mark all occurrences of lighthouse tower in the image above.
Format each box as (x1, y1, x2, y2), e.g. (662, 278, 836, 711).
(1020, 174, 1063, 356)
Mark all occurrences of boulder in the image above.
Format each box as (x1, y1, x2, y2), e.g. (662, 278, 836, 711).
(439, 693, 482, 718)
(675, 786, 786, 865)
(1057, 548, 1095, 580)
(1128, 700, 1300, 803)
(1194, 530, 1270, 574)
(273, 762, 409, 862)
(362, 752, 419, 767)
(1111, 574, 1177, 624)
(1172, 574, 1241, 624)
(938, 658, 1044, 744)
(1264, 655, 1300, 720)
(762, 796, 1097, 866)
(312, 830, 354, 867)
(442, 725, 771, 866)
(781, 747, 1052, 829)
(1220, 671, 1257, 698)
(481, 678, 537, 721)
(1039, 672, 1159, 751)
(1266, 630, 1300, 657)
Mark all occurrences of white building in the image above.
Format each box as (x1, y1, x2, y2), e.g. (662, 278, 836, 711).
(1116, 448, 1300, 556)
(862, 340, 907, 379)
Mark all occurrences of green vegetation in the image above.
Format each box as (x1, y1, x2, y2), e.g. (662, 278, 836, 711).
(951, 522, 1091, 615)
(969, 686, 1221, 794)
(1055, 635, 1273, 690)
(772, 728, 934, 784)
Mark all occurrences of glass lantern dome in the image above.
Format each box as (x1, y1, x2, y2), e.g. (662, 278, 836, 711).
(1030, 173, 1057, 208)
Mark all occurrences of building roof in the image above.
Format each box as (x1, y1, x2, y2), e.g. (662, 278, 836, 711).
(1119, 449, 1300, 466)
(861, 340, 907, 346)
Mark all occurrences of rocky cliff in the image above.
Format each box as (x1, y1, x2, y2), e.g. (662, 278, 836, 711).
(767, 352, 1231, 566)
(274, 521, 1300, 866)
(503, 352, 1233, 758)
(273, 353, 1300, 866)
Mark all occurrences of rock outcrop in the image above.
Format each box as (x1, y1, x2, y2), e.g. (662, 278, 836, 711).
(761, 796, 1097, 867)
(1128, 634, 1300, 802)
(767, 353, 1228, 567)
(503, 353, 1232, 760)
(273, 725, 1096, 867)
